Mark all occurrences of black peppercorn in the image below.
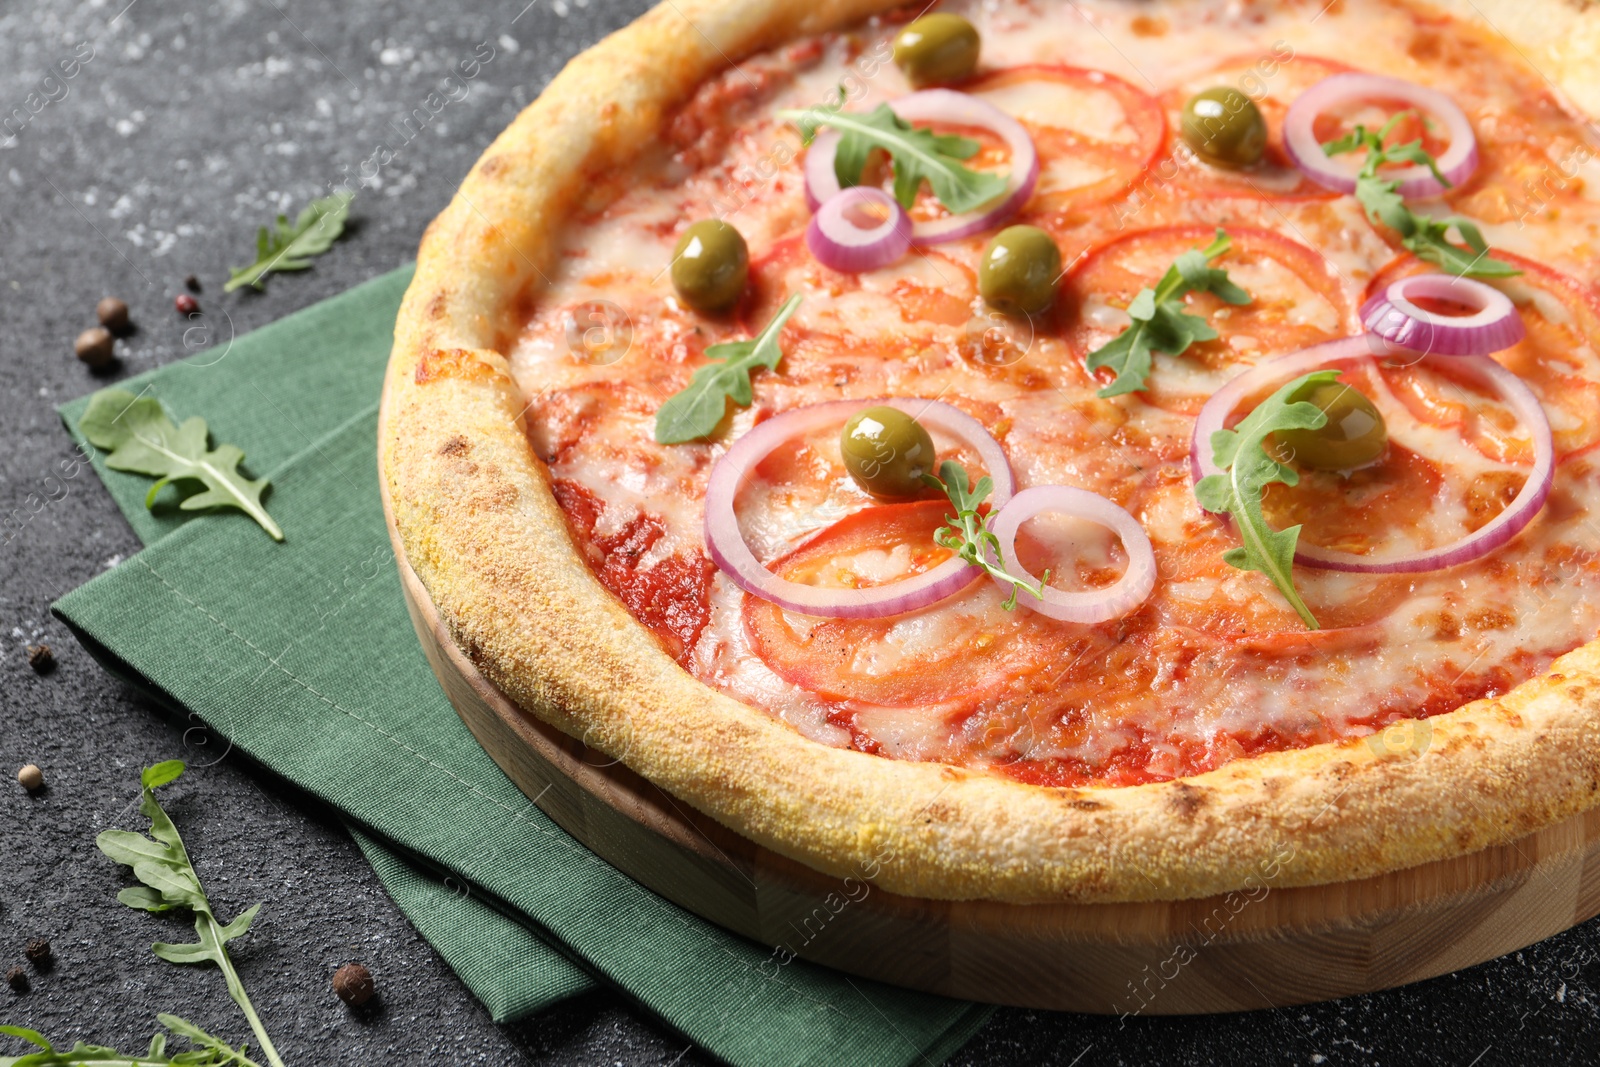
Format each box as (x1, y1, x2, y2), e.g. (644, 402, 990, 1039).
(5, 967, 26, 993)
(185, 274, 202, 293)
(332, 962, 374, 1006)
(26, 644, 54, 674)
(24, 939, 50, 967)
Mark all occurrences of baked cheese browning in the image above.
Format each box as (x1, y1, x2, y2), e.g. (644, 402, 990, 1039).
(509, 0, 1600, 786)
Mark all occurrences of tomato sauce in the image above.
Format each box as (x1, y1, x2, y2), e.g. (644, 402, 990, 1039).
(512, 0, 1600, 788)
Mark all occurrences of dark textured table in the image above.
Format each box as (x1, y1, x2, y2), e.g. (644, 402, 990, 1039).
(2, 1, 1598, 1063)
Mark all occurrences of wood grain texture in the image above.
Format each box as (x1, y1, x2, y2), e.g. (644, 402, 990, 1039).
(383, 491, 1600, 1013)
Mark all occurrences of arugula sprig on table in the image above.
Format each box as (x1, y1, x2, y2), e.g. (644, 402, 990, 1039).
(921, 460, 1047, 610)
(1194, 371, 1340, 631)
(0, 1018, 261, 1067)
(95, 762, 287, 1067)
(80, 389, 283, 541)
(779, 95, 1007, 213)
(225, 190, 354, 292)
(1086, 229, 1252, 398)
(655, 294, 803, 443)
(1322, 112, 1518, 278)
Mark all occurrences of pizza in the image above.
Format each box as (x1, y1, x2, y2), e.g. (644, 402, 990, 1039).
(382, 0, 1600, 903)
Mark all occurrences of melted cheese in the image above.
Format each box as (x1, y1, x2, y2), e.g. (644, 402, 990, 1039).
(972, 79, 1138, 143)
(509, 0, 1600, 786)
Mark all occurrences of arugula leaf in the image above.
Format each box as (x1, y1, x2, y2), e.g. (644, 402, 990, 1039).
(79, 390, 284, 541)
(779, 99, 1007, 213)
(154, 1018, 258, 1067)
(0, 1017, 262, 1067)
(1323, 115, 1518, 278)
(1085, 229, 1252, 398)
(225, 190, 354, 292)
(921, 460, 1048, 610)
(1193, 370, 1342, 630)
(654, 294, 803, 443)
(96, 764, 286, 1067)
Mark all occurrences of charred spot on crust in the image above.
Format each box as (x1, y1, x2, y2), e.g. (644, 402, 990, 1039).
(439, 435, 472, 457)
(1260, 777, 1287, 798)
(1067, 798, 1105, 812)
(1166, 782, 1207, 821)
(466, 483, 518, 512)
(478, 154, 509, 179)
(426, 291, 451, 322)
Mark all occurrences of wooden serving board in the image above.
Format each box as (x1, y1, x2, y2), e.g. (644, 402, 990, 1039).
(385, 512, 1600, 1014)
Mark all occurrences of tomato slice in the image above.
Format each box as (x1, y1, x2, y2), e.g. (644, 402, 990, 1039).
(743, 501, 1083, 707)
(1365, 252, 1600, 457)
(1155, 53, 1351, 204)
(1261, 442, 1459, 550)
(965, 65, 1166, 220)
(743, 230, 978, 337)
(1438, 69, 1597, 242)
(1061, 224, 1354, 412)
(789, 65, 1163, 237)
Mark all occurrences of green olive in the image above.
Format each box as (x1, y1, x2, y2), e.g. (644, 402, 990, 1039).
(1181, 87, 1268, 169)
(841, 406, 937, 500)
(1274, 381, 1388, 471)
(892, 14, 981, 88)
(671, 219, 749, 311)
(979, 225, 1062, 316)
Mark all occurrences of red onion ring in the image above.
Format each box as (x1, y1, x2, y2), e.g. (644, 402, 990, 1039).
(1190, 338, 1553, 574)
(1359, 273, 1525, 356)
(805, 186, 913, 273)
(989, 486, 1156, 623)
(704, 398, 1014, 618)
(1283, 73, 1478, 198)
(802, 89, 1040, 246)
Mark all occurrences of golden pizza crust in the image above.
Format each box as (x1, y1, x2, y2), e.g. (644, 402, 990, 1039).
(382, 0, 1600, 903)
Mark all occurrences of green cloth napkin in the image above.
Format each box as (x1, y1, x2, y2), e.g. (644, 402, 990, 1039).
(52, 270, 993, 1066)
